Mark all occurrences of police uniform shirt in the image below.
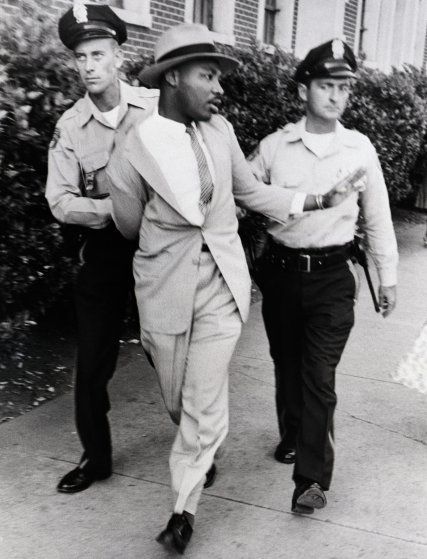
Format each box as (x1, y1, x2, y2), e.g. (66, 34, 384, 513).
(248, 117, 398, 286)
(46, 80, 159, 228)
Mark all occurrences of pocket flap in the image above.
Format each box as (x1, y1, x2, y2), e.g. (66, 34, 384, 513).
(80, 150, 110, 172)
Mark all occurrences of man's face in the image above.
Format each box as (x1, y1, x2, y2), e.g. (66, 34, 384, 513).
(73, 37, 122, 96)
(174, 60, 224, 122)
(299, 77, 352, 123)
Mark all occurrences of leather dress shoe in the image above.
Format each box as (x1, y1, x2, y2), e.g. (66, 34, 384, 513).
(57, 467, 111, 494)
(204, 463, 217, 489)
(292, 482, 327, 514)
(274, 440, 296, 464)
(156, 513, 193, 554)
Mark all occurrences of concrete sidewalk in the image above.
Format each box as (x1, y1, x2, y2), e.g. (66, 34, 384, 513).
(1, 217, 426, 559)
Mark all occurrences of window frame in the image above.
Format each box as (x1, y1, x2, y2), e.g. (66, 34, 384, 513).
(185, 0, 236, 46)
(112, 0, 152, 29)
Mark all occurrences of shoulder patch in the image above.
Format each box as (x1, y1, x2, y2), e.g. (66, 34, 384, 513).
(49, 127, 61, 149)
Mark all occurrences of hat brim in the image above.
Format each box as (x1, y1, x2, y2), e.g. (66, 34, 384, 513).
(139, 53, 240, 87)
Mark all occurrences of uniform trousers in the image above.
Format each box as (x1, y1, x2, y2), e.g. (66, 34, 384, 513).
(259, 257, 357, 490)
(140, 250, 242, 515)
(74, 225, 135, 475)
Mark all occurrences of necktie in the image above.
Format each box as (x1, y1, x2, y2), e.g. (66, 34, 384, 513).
(185, 125, 214, 213)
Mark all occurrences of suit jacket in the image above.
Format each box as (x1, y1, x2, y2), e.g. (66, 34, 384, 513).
(107, 112, 296, 334)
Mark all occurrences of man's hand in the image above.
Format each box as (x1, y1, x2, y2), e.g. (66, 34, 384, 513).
(378, 285, 396, 317)
(323, 167, 367, 208)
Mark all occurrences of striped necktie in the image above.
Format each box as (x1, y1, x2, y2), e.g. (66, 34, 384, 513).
(185, 125, 214, 213)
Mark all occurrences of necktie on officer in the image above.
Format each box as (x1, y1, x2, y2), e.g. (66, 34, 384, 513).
(185, 125, 214, 213)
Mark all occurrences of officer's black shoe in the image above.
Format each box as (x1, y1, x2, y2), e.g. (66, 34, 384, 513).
(274, 440, 296, 464)
(291, 482, 327, 514)
(57, 466, 111, 494)
(156, 513, 193, 555)
(204, 463, 217, 488)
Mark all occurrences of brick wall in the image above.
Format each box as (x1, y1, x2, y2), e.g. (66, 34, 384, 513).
(124, 0, 187, 58)
(0, 0, 262, 57)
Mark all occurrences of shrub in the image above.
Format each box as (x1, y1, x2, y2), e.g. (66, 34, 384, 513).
(0, 0, 82, 351)
(343, 66, 427, 203)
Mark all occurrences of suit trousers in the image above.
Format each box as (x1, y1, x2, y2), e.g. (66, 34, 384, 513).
(74, 225, 135, 475)
(140, 251, 242, 515)
(259, 259, 357, 490)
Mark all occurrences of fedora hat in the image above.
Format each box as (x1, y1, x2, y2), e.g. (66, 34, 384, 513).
(139, 23, 239, 87)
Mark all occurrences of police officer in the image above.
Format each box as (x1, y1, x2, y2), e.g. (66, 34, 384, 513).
(46, 3, 158, 493)
(248, 39, 398, 514)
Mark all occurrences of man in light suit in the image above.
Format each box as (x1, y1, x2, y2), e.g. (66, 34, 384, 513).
(106, 23, 365, 554)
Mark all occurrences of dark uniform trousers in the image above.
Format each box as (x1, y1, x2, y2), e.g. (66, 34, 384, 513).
(74, 224, 136, 476)
(259, 247, 356, 490)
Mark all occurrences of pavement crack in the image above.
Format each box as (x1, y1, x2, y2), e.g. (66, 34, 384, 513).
(202, 492, 427, 548)
(234, 369, 273, 386)
(235, 353, 272, 363)
(338, 410, 427, 446)
(337, 371, 399, 385)
(44, 455, 427, 548)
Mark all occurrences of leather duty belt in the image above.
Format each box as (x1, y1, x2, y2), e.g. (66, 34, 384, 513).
(266, 241, 353, 273)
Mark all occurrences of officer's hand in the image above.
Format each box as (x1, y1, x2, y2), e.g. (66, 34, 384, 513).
(323, 167, 367, 208)
(378, 285, 396, 317)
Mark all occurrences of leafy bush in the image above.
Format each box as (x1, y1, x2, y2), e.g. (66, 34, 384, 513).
(343, 66, 427, 203)
(0, 0, 82, 351)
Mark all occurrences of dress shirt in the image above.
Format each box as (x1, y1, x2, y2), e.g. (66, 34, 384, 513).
(46, 80, 158, 228)
(138, 111, 216, 226)
(87, 97, 120, 128)
(248, 117, 398, 286)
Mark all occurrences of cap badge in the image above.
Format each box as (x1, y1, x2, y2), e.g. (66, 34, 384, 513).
(332, 38, 345, 59)
(73, 1, 88, 24)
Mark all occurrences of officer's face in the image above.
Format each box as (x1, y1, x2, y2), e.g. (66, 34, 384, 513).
(73, 38, 123, 96)
(299, 78, 351, 123)
(166, 60, 224, 123)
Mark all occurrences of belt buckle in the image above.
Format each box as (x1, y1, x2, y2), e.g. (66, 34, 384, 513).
(299, 253, 311, 273)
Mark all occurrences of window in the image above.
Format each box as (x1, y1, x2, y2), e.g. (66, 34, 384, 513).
(110, 0, 152, 29)
(193, 0, 214, 30)
(264, 0, 278, 44)
(185, 0, 235, 46)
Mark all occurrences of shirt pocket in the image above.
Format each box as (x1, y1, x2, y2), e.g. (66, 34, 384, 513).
(79, 150, 110, 198)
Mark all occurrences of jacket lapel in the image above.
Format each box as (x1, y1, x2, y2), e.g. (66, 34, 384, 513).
(124, 120, 187, 219)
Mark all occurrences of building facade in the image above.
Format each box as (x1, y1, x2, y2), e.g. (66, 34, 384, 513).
(2, 0, 427, 73)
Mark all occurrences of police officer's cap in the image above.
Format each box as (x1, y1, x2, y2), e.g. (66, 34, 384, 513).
(58, 3, 127, 50)
(294, 38, 357, 83)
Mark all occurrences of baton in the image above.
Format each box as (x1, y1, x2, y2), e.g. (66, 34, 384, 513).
(352, 238, 381, 313)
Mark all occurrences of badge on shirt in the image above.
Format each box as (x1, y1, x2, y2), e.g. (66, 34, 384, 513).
(49, 127, 60, 149)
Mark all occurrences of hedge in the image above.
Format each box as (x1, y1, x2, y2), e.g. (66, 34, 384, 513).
(2, 0, 427, 356)
(0, 0, 82, 352)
